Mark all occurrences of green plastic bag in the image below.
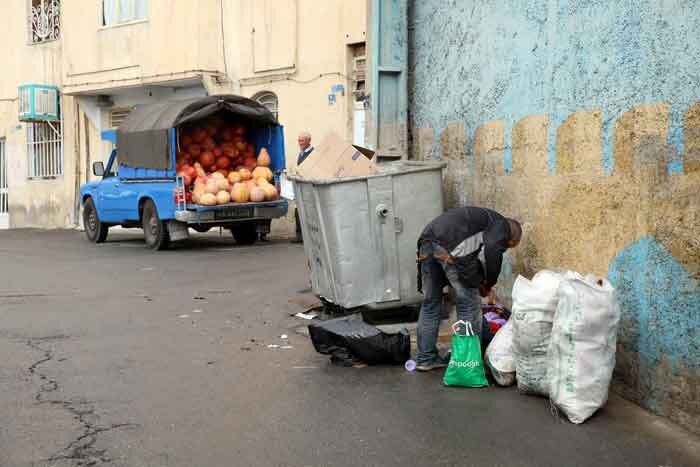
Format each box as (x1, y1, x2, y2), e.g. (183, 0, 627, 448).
(443, 320, 489, 388)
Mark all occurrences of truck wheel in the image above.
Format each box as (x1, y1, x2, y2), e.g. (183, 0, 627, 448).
(83, 197, 109, 243)
(231, 224, 257, 245)
(142, 199, 170, 250)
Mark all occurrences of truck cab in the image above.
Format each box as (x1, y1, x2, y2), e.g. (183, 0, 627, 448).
(80, 95, 288, 249)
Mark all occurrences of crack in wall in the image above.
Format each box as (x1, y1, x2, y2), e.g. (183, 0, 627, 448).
(25, 336, 137, 466)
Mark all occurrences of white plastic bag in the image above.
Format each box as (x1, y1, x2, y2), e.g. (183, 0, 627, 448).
(512, 270, 568, 396)
(548, 274, 621, 424)
(485, 319, 515, 386)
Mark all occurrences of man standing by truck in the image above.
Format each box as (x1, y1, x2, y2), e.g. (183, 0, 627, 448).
(414, 207, 522, 371)
(293, 131, 314, 243)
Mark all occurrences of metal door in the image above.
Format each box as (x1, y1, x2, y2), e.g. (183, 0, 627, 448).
(0, 139, 8, 229)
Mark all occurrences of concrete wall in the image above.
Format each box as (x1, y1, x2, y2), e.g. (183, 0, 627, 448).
(407, 0, 699, 433)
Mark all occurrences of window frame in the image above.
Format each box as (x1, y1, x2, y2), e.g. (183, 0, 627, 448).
(101, 0, 149, 28)
(253, 91, 279, 121)
(26, 121, 63, 179)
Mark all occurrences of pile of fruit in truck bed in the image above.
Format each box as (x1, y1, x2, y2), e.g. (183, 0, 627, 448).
(175, 115, 279, 206)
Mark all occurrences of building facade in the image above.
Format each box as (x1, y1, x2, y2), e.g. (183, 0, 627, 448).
(0, 0, 367, 232)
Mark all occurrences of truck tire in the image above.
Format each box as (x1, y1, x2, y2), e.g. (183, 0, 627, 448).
(231, 223, 257, 245)
(142, 199, 170, 250)
(83, 197, 109, 243)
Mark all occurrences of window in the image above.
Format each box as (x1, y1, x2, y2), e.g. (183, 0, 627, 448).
(28, 0, 60, 44)
(254, 92, 279, 121)
(102, 0, 148, 26)
(27, 122, 62, 178)
(109, 108, 132, 128)
(0, 139, 7, 215)
(350, 43, 366, 101)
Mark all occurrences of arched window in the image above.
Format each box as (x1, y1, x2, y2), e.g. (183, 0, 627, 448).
(253, 91, 278, 120)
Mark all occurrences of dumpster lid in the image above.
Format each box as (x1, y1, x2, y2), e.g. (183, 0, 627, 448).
(116, 95, 277, 170)
(287, 160, 446, 185)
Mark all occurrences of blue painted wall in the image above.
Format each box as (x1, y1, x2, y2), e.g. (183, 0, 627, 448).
(409, 0, 700, 174)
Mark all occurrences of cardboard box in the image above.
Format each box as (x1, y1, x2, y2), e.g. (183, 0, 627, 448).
(294, 132, 377, 179)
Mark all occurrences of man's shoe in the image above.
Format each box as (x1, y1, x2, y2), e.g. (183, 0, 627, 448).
(415, 361, 448, 372)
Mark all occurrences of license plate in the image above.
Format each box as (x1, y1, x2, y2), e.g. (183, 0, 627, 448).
(215, 207, 253, 219)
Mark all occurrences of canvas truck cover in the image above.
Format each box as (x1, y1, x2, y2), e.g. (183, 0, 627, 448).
(116, 95, 278, 170)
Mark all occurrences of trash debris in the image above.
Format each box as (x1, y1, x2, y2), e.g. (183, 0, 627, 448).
(404, 359, 417, 372)
(308, 315, 410, 366)
(207, 361, 216, 365)
(240, 346, 252, 351)
(193, 296, 206, 300)
(192, 309, 204, 314)
(280, 345, 294, 350)
(280, 334, 288, 339)
(178, 314, 190, 318)
(485, 320, 516, 387)
(481, 303, 511, 349)
(267, 344, 280, 349)
(294, 311, 318, 320)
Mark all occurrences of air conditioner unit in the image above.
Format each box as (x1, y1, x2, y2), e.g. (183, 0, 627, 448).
(18, 84, 60, 122)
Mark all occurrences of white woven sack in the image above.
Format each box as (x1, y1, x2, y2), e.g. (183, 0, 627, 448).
(512, 270, 569, 396)
(548, 274, 621, 424)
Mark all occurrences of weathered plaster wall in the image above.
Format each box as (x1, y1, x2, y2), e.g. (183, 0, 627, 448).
(408, 0, 699, 433)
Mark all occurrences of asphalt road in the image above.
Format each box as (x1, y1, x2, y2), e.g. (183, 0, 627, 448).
(1, 229, 698, 467)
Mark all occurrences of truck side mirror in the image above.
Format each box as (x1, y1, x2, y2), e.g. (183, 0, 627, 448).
(93, 161, 105, 177)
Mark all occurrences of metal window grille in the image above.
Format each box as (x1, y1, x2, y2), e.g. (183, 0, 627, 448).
(254, 92, 279, 121)
(28, 0, 61, 44)
(110, 108, 132, 128)
(27, 121, 63, 178)
(0, 139, 7, 214)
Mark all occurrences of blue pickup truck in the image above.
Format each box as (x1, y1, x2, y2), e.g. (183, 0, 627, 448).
(80, 95, 288, 250)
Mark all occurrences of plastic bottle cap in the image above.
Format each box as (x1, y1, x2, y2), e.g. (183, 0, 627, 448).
(405, 359, 417, 372)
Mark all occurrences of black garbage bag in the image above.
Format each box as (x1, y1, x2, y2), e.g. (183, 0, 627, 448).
(308, 316, 410, 366)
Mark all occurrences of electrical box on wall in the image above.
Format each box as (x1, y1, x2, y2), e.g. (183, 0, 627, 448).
(18, 84, 60, 122)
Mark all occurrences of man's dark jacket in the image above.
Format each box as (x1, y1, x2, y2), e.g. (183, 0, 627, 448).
(419, 207, 511, 288)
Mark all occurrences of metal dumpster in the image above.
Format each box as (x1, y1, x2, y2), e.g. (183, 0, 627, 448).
(289, 161, 446, 310)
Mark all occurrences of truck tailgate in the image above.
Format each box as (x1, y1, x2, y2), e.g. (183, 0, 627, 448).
(175, 199, 288, 223)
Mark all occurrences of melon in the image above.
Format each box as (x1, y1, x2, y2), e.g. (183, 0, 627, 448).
(205, 179, 219, 195)
(250, 186, 266, 202)
(252, 166, 273, 182)
(231, 183, 250, 203)
(262, 184, 278, 201)
(257, 148, 271, 167)
(227, 172, 241, 184)
(216, 156, 231, 170)
(199, 192, 217, 206)
(216, 177, 230, 192)
(245, 180, 258, 192)
(216, 190, 231, 205)
(238, 168, 252, 181)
